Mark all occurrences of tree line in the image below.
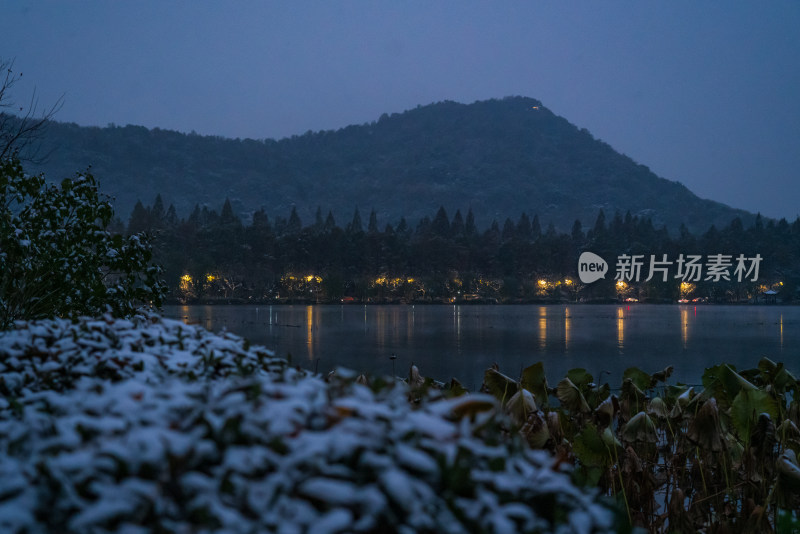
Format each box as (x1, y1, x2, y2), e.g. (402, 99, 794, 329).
(126, 195, 800, 304)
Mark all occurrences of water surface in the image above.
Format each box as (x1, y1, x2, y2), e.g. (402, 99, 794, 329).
(163, 304, 798, 390)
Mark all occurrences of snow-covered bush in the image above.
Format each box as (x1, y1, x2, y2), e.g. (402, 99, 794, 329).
(0, 315, 619, 533)
(0, 158, 166, 329)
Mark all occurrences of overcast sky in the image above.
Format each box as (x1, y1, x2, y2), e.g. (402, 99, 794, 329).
(2, 1, 799, 220)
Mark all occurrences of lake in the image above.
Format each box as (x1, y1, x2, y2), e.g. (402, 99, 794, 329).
(163, 304, 798, 390)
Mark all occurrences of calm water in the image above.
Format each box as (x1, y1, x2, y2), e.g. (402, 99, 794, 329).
(163, 304, 799, 390)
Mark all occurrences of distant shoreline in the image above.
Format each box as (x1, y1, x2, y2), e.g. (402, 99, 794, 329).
(164, 299, 797, 306)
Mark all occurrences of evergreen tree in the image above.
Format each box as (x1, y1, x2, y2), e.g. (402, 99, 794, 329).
(531, 214, 542, 239)
(571, 219, 584, 243)
(396, 217, 409, 236)
(127, 200, 150, 234)
(611, 211, 624, 236)
(187, 204, 202, 227)
(220, 198, 238, 226)
(368, 209, 379, 234)
(347, 208, 363, 234)
(108, 217, 125, 235)
(465, 209, 478, 237)
(431, 206, 450, 237)
(165, 204, 178, 226)
(151, 194, 165, 227)
(287, 206, 302, 234)
(450, 210, 465, 237)
(252, 208, 270, 230)
(516, 213, 532, 240)
(314, 206, 324, 230)
(415, 216, 432, 236)
(272, 215, 286, 236)
(501, 218, 516, 242)
(203, 206, 219, 227)
(324, 211, 336, 233)
(754, 213, 764, 233)
(593, 210, 606, 235)
(451, 210, 465, 237)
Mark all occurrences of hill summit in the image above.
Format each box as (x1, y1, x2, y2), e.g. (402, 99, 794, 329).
(30, 96, 750, 231)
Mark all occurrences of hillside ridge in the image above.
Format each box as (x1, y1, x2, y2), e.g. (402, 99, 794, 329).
(25, 96, 753, 232)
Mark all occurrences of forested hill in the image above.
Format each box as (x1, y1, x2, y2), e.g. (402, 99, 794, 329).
(28, 96, 752, 232)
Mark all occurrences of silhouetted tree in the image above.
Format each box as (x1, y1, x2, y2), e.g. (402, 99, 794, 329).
(287, 207, 302, 234)
(451, 210, 465, 237)
(517, 213, 532, 240)
(531, 214, 542, 239)
(368, 209, 379, 234)
(127, 200, 150, 234)
(324, 211, 336, 233)
(465, 209, 478, 237)
(431, 206, 450, 237)
(347, 208, 363, 234)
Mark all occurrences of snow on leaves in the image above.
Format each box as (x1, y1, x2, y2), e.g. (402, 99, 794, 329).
(0, 315, 618, 533)
(0, 158, 166, 329)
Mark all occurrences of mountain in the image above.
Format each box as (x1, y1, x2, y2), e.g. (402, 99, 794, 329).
(27, 96, 752, 232)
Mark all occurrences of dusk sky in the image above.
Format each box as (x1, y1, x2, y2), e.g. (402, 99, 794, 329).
(2, 1, 799, 220)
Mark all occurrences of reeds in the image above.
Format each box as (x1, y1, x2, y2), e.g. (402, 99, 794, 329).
(477, 358, 800, 533)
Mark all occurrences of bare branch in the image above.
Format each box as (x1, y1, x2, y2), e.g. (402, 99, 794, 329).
(0, 58, 64, 163)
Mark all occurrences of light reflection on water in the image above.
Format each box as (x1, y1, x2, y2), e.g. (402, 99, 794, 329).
(681, 307, 689, 350)
(166, 304, 799, 390)
(538, 306, 547, 352)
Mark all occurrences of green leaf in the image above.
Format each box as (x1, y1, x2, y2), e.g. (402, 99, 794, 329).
(519, 410, 550, 448)
(566, 368, 593, 391)
(663, 384, 690, 408)
(647, 397, 669, 419)
(573, 423, 610, 468)
(601, 426, 623, 451)
(621, 411, 657, 443)
(506, 389, 537, 428)
(622, 367, 651, 391)
(730, 388, 779, 439)
(520, 362, 549, 407)
(701, 364, 756, 410)
(585, 382, 610, 411)
(758, 357, 798, 395)
(555, 377, 591, 414)
(594, 395, 617, 426)
(445, 377, 469, 398)
(619, 378, 647, 417)
(482, 367, 519, 404)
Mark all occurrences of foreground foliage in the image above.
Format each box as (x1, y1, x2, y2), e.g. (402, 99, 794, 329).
(0, 315, 619, 533)
(479, 359, 800, 532)
(0, 158, 166, 329)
